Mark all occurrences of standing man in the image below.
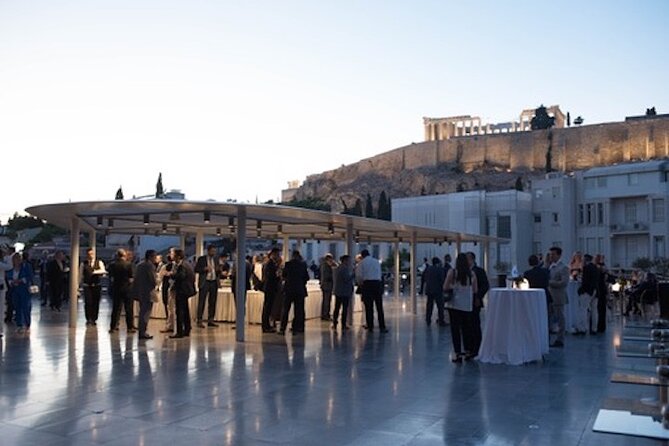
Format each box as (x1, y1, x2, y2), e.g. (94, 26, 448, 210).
(134, 250, 158, 340)
(108, 249, 135, 334)
(194, 244, 220, 328)
(466, 252, 490, 355)
(81, 248, 106, 326)
(261, 248, 281, 333)
(38, 250, 49, 306)
(279, 250, 310, 334)
(423, 257, 447, 327)
(46, 250, 67, 312)
(171, 249, 195, 339)
(548, 246, 570, 348)
(0, 248, 12, 337)
(356, 249, 388, 333)
(332, 255, 355, 331)
(319, 254, 335, 321)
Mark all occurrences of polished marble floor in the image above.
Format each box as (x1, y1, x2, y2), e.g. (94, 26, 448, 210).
(0, 296, 665, 445)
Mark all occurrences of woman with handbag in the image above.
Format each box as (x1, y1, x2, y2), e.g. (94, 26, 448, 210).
(443, 253, 478, 363)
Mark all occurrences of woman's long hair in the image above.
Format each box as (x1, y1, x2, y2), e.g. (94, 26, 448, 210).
(454, 253, 471, 286)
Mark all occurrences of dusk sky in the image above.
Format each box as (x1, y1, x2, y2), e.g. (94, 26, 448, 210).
(1, 0, 667, 222)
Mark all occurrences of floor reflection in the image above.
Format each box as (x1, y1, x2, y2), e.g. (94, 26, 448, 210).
(0, 297, 660, 445)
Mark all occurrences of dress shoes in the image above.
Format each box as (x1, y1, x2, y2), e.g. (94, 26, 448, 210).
(197, 322, 206, 328)
(550, 340, 564, 348)
(262, 327, 276, 333)
(169, 334, 184, 339)
(139, 334, 153, 340)
(451, 355, 463, 364)
(207, 322, 218, 327)
(379, 328, 389, 333)
(159, 329, 172, 333)
(277, 329, 286, 335)
(127, 329, 137, 334)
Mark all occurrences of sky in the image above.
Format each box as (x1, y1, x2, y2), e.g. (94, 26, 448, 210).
(1, 0, 668, 223)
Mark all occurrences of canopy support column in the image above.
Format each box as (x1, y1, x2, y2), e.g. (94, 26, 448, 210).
(394, 241, 400, 299)
(410, 231, 417, 315)
(69, 217, 80, 328)
(282, 236, 289, 260)
(235, 207, 247, 342)
(195, 230, 205, 257)
(88, 230, 96, 259)
(483, 241, 490, 274)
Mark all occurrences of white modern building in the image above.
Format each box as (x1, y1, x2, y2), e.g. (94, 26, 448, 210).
(528, 160, 669, 268)
(392, 190, 533, 273)
(391, 159, 669, 273)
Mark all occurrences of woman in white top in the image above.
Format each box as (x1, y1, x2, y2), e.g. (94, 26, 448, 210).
(443, 253, 478, 363)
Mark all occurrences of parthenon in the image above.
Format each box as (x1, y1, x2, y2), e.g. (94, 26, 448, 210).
(424, 105, 566, 141)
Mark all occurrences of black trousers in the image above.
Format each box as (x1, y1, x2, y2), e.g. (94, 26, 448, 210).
(597, 293, 607, 332)
(281, 293, 305, 332)
(426, 292, 445, 324)
(162, 283, 170, 318)
(175, 294, 191, 336)
(197, 280, 218, 322)
(84, 285, 102, 322)
(448, 309, 473, 355)
(110, 289, 133, 330)
(332, 295, 350, 327)
(362, 280, 385, 330)
(470, 306, 482, 354)
(50, 283, 64, 309)
(139, 300, 153, 336)
(262, 290, 277, 330)
(321, 288, 333, 318)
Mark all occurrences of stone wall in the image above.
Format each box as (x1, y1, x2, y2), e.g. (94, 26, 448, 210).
(296, 116, 669, 208)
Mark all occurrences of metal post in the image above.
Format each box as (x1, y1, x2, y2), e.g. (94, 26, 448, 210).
(88, 230, 96, 259)
(456, 235, 462, 257)
(346, 219, 355, 323)
(394, 241, 400, 299)
(69, 217, 80, 328)
(483, 241, 490, 274)
(235, 207, 247, 342)
(282, 236, 289, 260)
(410, 231, 417, 315)
(179, 234, 186, 251)
(195, 230, 205, 257)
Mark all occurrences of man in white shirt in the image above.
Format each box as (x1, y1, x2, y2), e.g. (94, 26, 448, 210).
(355, 249, 388, 333)
(194, 245, 221, 328)
(81, 248, 106, 326)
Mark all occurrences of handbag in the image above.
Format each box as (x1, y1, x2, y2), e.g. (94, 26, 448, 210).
(29, 285, 40, 295)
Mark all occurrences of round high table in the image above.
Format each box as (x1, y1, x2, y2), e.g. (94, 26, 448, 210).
(478, 288, 549, 365)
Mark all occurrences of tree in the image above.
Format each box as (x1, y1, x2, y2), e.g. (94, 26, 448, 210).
(646, 107, 657, 116)
(530, 105, 555, 130)
(115, 186, 124, 200)
(351, 199, 363, 216)
(567, 111, 571, 127)
(155, 172, 164, 198)
(365, 193, 374, 218)
(285, 197, 330, 211)
(420, 185, 427, 196)
(632, 257, 653, 271)
(574, 116, 584, 125)
(377, 190, 391, 221)
(514, 177, 524, 191)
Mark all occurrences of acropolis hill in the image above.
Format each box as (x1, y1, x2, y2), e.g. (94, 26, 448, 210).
(285, 107, 669, 211)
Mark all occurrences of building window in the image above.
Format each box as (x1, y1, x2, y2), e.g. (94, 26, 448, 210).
(552, 187, 560, 198)
(533, 242, 542, 256)
(586, 204, 593, 225)
(653, 199, 665, 223)
(578, 204, 584, 225)
(306, 243, 313, 261)
(534, 214, 541, 223)
(655, 236, 666, 258)
(497, 216, 511, 238)
(624, 202, 637, 224)
(584, 178, 596, 189)
(372, 244, 380, 259)
(552, 213, 559, 224)
(628, 173, 639, 185)
(597, 177, 607, 188)
(329, 243, 338, 258)
(597, 203, 604, 225)
(626, 238, 639, 262)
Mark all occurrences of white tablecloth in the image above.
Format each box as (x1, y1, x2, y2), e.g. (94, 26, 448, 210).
(148, 284, 361, 324)
(478, 288, 549, 365)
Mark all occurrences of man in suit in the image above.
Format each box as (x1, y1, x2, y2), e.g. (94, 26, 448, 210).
(261, 248, 281, 333)
(134, 250, 158, 340)
(81, 248, 106, 326)
(548, 246, 570, 348)
(319, 254, 335, 321)
(194, 244, 221, 328)
(46, 250, 67, 311)
(423, 257, 446, 327)
(524, 254, 551, 335)
(578, 254, 600, 335)
(466, 252, 490, 355)
(108, 248, 135, 334)
(279, 250, 310, 334)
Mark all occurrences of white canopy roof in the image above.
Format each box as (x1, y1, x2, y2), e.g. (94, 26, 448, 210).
(26, 200, 503, 245)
